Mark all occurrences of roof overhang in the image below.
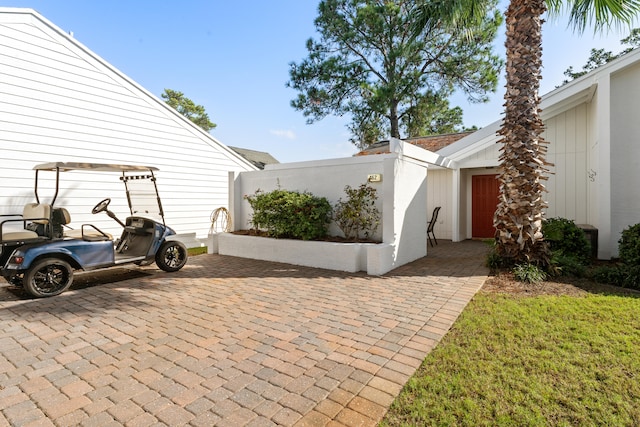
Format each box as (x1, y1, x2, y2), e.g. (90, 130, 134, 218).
(436, 48, 640, 167)
(34, 162, 159, 172)
(389, 138, 457, 169)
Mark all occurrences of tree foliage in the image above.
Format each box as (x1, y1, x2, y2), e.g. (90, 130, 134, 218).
(288, 0, 503, 149)
(561, 27, 640, 84)
(161, 89, 217, 132)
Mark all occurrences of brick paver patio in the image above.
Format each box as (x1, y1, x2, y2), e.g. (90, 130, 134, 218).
(0, 240, 489, 426)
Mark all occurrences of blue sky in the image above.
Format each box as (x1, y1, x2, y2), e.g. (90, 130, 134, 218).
(4, 1, 638, 162)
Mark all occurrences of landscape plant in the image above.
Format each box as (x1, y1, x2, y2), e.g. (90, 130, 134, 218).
(595, 223, 640, 289)
(543, 217, 591, 262)
(333, 183, 381, 241)
(513, 263, 547, 284)
(488, 217, 591, 280)
(543, 217, 591, 276)
(244, 189, 332, 240)
(618, 223, 640, 268)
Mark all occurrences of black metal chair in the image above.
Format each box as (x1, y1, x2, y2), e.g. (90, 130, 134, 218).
(427, 206, 441, 247)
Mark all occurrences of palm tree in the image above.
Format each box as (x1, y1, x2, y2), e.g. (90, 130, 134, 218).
(414, 0, 640, 266)
(494, 0, 550, 265)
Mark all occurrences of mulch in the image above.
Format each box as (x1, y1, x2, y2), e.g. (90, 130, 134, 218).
(482, 272, 640, 298)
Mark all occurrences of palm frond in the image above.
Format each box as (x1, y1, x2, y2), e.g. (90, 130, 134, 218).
(547, 0, 640, 33)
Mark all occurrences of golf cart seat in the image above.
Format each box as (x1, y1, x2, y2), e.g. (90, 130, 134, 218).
(0, 203, 51, 242)
(56, 208, 113, 241)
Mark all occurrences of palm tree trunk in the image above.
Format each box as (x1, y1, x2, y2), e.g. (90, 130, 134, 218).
(494, 0, 550, 265)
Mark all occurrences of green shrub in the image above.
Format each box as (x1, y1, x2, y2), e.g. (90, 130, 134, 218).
(622, 266, 640, 290)
(485, 240, 511, 270)
(543, 217, 591, 264)
(593, 265, 640, 290)
(599, 224, 640, 290)
(592, 265, 624, 285)
(513, 263, 547, 284)
(333, 183, 381, 241)
(619, 223, 640, 267)
(549, 253, 587, 277)
(245, 189, 332, 240)
(486, 249, 504, 270)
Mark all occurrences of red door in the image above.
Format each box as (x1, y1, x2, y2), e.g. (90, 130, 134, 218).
(472, 175, 499, 238)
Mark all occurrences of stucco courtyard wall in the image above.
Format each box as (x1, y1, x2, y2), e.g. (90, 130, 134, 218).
(218, 141, 431, 275)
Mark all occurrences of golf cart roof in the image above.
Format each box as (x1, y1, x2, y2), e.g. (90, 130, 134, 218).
(34, 162, 159, 172)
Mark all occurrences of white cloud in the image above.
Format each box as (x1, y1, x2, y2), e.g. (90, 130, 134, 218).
(270, 129, 296, 140)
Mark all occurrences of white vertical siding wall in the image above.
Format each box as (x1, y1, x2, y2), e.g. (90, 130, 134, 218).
(426, 169, 453, 240)
(0, 10, 254, 239)
(611, 63, 640, 253)
(429, 50, 640, 257)
(430, 103, 593, 243)
(460, 142, 500, 167)
(543, 103, 590, 224)
(587, 90, 600, 232)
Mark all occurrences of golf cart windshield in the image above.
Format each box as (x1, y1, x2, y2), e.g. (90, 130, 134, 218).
(33, 162, 165, 223)
(121, 172, 163, 219)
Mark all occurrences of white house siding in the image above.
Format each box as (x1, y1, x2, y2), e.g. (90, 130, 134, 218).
(449, 104, 591, 229)
(458, 141, 500, 168)
(611, 62, 640, 250)
(426, 169, 453, 240)
(427, 49, 640, 257)
(543, 103, 590, 224)
(0, 9, 255, 239)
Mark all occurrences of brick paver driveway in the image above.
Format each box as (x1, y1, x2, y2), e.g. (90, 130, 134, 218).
(0, 240, 489, 426)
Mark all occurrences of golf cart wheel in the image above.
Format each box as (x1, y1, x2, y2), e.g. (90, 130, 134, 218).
(156, 241, 188, 272)
(24, 258, 74, 298)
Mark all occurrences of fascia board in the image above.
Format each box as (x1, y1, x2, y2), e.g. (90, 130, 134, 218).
(446, 129, 500, 162)
(437, 121, 500, 158)
(390, 138, 457, 169)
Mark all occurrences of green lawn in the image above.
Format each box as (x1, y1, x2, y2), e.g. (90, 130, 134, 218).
(381, 291, 640, 426)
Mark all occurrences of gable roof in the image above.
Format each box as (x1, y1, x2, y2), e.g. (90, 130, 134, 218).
(438, 46, 640, 163)
(229, 146, 279, 170)
(356, 131, 474, 156)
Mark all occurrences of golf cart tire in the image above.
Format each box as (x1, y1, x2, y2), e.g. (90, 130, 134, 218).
(156, 241, 188, 272)
(24, 258, 74, 298)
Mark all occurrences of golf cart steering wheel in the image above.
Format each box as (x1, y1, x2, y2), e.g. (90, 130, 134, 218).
(92, 198, 111, 214)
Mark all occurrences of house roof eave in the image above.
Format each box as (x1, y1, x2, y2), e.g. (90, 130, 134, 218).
(390, 138, 458, 169)
(439, 48, 640, 163)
